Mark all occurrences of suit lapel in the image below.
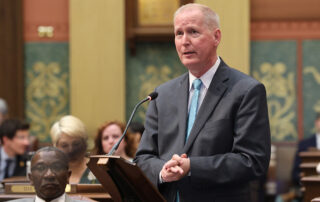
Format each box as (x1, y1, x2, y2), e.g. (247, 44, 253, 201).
(183, 63, 229, 153)
(176, 73, 189, 152)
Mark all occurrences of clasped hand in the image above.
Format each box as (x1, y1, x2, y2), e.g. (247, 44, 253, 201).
(160, 154, 190, 182)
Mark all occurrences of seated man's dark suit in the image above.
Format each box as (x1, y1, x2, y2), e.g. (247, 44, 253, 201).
(135, 60, 271, 202)
(0, 146, 27, 179)
(291, 134, 317, 186)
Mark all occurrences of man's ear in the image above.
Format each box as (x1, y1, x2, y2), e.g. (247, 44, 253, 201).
(28, 173, 34, 185)
(213, 28, 221, 46)
(2, 136, 10, 144)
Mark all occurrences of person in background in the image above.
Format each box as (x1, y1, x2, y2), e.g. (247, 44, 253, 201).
(0, 119, 30, 181)
(0, 98, 8, 125)
(127, 122, 144, 157)
(135, 3, 270, 202)
(93, 121, 132, 161)
(291, 112, 320, 200)
(50, 115, 96, 184)
(9, 147, 90, 202)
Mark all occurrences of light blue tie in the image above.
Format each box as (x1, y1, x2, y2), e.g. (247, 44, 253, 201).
(176, 79, 202, 202)
(186, 78, 202, 142)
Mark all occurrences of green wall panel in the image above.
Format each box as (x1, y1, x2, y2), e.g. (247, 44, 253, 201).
(25, 42, 69, 142)
(251, 41, 297, 142)
(303, 40, 320, 138)
(126, 42, 186, 123)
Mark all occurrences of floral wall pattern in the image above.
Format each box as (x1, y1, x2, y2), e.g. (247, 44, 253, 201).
(25, 43, 69, 142)
(251, 41, 297, 142)
(303, 40, 320, 137)
(126, 42, 186, 123)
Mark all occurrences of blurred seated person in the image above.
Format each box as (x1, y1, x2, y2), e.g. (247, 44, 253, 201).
(291, 112, 320, 199)
(93, 121, 132, 161)
(0, 98, 8, 125)
(0, 119, 30, 181)
(50, 115, 96, 184)
(127, 122, 144, 157)
(9, 147, 90, 202)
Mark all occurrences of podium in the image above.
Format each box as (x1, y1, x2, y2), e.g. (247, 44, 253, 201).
(87, 155, 166, 202)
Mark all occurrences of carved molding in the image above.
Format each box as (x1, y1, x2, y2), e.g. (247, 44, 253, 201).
(251, 21, 320, 40)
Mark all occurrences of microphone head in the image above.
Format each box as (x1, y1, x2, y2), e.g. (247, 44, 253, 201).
(147, 92, 158, 100)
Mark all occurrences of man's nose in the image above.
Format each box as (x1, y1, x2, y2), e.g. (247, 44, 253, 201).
(24, 138, 30, 146)
(182, 34, 190, 45)
(44, 168, 55, 177)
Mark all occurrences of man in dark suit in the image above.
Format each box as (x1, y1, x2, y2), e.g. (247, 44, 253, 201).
(9, 147, 89, 202)
(292, 113, 320, 187)
(0, 119, 30, 181)
(135, 3, 271, 202)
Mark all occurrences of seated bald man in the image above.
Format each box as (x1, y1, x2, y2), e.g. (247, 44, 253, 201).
(9, 147, 90, 202)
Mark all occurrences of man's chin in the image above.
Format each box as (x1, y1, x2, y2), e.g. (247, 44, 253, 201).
(39, 186, 63, 199)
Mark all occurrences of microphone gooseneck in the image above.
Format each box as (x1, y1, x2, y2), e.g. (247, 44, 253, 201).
(108, 92, 158, 156)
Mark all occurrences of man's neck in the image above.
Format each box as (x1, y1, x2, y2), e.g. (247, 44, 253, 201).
(3, 145, 15, 158)
(189, 56, 218, 78)
(36, 193, 65, 202)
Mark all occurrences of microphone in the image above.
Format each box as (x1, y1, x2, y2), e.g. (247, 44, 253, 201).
(108, 91, 158, 155)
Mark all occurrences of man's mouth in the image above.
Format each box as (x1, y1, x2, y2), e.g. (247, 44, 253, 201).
(42, 183, 59, 188)
(183, 51, 196, 55)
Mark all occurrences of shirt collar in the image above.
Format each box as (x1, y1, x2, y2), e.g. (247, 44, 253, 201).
(35, 193, 66, 202)
(189, 57, 221, 91)
(1, 146, 13, 161)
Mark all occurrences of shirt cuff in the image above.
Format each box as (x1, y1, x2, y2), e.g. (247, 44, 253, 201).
(159, 171, 164, 184)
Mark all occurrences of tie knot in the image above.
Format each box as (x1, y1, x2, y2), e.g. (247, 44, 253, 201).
(193, 79, 202, 90)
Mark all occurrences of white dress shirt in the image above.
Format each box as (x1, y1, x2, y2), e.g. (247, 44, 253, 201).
(35, 193, 66, 202)
(316, 133, 320, 149)
(188, 57, 220, 111)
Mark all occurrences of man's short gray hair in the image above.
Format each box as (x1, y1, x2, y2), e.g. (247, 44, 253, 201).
(174, 3, 220, 30)
(0, 98, 8, 114)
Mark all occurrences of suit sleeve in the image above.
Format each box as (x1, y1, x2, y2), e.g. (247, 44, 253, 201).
(134, 91, 166, 187)
(189, 83, 271, 186)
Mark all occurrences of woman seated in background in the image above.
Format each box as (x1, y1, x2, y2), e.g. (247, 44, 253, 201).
(50, 115, 96, 184)
(93, 121, 133, 161)
(127, 122, 144, 157)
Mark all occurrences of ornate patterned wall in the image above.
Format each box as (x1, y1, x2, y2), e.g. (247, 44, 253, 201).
(25, 43, 69, 142)
(127, 40, 320, 143)
(126, 42, 186, 122)
(251, 41, 297, 142)
(303, 40, 320, 138)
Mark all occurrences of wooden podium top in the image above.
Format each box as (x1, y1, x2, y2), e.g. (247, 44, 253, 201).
(87, 155, 165, 202)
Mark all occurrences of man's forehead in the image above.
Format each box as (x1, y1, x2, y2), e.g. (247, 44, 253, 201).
(15, 129, 29, 136)
(32, 151, 62, 164)
(174, 9, 203, 26)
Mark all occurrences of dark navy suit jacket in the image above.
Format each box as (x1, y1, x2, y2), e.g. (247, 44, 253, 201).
(135, 60, 271, 202)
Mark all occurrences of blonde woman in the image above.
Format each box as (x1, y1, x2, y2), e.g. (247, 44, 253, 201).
(50, 115, 96, 184)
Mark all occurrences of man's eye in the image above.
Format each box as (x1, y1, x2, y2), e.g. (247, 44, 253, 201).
(176, 31, 183, 36)
(191, 30, 198, 34)
(33, 165, 46, 172)
(51, 164, 65, 172)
